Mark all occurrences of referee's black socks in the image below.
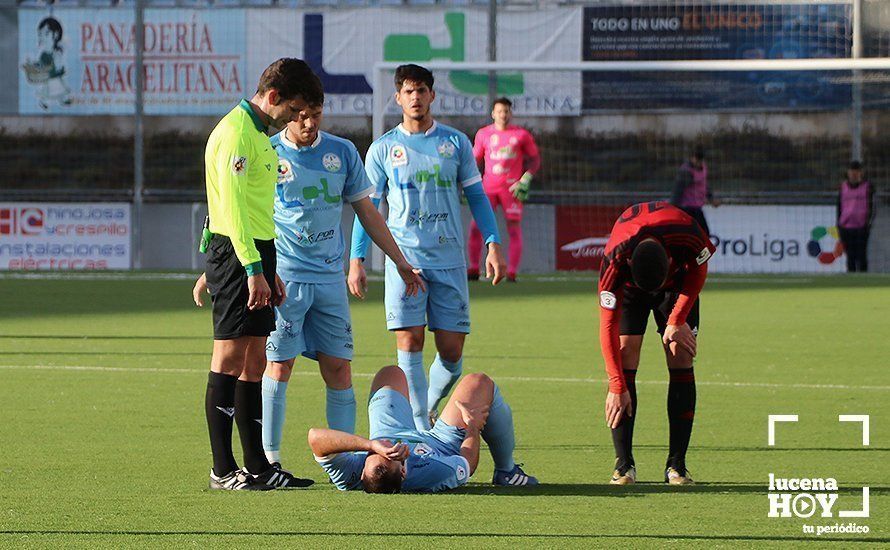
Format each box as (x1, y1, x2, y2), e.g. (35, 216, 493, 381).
(667, 367, 696, 470)
(205, 371, 239, 477)
(235, 380, 272, 475)
(610, 369, 638, 472)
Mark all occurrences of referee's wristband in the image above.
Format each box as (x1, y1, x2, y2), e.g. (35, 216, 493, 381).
(245, 262, 263, 276)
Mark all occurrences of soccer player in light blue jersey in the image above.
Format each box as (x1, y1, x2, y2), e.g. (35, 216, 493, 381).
(349, 64, 506, 431)
(308, 365, 538, 492)
(195, 96, 425, 475)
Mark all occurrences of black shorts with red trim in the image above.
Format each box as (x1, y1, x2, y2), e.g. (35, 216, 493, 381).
(618, 285, 700, 336)
(205, 236, 276, 340)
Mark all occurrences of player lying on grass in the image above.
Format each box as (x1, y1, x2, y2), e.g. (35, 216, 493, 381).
(598, 201, 716, 486)
(308, 365, 537, 492)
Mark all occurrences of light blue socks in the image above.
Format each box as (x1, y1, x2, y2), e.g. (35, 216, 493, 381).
(261, 375, 288, 463)
(482, 384, 516, 472)
(398, 349, 430, 430)
(326, 387, 356, 434)
(427, 354, 463, 413)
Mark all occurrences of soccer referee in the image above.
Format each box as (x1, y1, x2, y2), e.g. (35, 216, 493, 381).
(204, 58, 324, 490)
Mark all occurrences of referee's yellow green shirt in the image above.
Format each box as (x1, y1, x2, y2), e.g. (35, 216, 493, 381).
(205, 99, 278, 274)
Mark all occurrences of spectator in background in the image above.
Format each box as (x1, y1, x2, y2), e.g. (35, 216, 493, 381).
(671, 145, 719, 236)
(837, 160, 876, 273)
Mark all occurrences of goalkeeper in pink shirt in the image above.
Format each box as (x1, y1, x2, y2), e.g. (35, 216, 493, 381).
(467, 98, 541, 282)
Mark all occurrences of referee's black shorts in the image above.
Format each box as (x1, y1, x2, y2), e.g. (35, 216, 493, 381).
(205, 236, 276, 340)
(618, 285, 700, 337)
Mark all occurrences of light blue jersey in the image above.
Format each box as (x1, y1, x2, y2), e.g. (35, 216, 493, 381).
(271, 130, 373, 283)
(316, 442, 469, 493)
(353, 122, 492, 269)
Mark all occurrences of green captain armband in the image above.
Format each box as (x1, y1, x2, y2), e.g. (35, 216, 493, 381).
(245, 262, 263, 277)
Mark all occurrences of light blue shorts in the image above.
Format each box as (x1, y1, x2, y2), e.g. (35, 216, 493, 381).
(384, 262, 470, 333)
(368, 388, 465, 455)
(265, 279, 353, 362)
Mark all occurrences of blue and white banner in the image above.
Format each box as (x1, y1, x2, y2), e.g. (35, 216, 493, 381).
(247, 8, 581, 116)
(706, 205, 846, 273)
(0, 202, 131, 270)
(19, 9, 246, 115)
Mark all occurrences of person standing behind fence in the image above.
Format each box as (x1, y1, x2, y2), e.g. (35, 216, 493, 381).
(670, 145, 719, 236)
(837, 160, 876, 273)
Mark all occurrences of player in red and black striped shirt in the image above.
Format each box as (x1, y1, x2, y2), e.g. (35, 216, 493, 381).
(597, 201, 716, 486)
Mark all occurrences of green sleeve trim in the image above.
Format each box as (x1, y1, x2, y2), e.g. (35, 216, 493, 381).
(245, 261, 263, 276)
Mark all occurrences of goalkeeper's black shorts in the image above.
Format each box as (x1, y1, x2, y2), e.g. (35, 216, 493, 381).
(618, 285, 700, 337)
(205, 235, 276, 340)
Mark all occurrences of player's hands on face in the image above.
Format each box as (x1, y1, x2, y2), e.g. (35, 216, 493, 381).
(396, 261, 427, 297)
(347, 258, 368, 300)
(605, 390, 633, 429)
(485, 242, 507, 285)
(455, 401, 490, 433)
(247, 274, 272, 310)
(272, 274, 287, 307)
(192, 273, 208, 307)
(370, 439, 410, 462)
(663, 323, 697, 357)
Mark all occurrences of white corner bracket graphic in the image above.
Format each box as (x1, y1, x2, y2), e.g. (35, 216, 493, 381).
(838, 415, 870, 446)
(839, 487, 870, 518)
(768, 414, 799, 446)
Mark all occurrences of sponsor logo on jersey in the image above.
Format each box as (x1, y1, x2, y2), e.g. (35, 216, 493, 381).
(437, 140, 456, 159)
(599, 291, 617, 310)
(277, 158, 294, 183)
(232, 156, 247, 175)
(390, 145, 408, 167)
(323, 153, 342, 172)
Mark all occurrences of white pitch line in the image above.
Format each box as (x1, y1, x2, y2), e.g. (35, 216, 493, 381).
(1, 364, 888, 391)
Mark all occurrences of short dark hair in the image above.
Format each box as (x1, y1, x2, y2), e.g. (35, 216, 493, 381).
(394, 64, 434, 91)
(631, 239, 669, 292)
(362, 463, 403, 494)
(692, 144, 705, 160)
(257, 58, 325, 106)
(493, 97, 512, 109)
(849, 160, 862, 170)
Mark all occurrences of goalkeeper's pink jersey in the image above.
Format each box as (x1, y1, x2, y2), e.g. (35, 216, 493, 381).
(472, 124, 541, 192)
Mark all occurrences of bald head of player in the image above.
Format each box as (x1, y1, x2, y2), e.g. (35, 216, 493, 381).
(630, 238, 669, 291)
(361, 453, 406, 494)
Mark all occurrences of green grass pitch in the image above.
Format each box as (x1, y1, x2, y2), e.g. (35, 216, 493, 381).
(0, 273, 887, 548)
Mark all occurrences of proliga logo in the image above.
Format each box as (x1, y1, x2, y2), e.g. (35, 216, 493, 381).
(807, 225, 844, 265)
(0, 207, 44, 235)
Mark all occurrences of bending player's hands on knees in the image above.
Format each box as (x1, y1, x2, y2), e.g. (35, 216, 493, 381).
(605, 390, 633, 429)
(663, 323, 697, 357)
(348, 259, 368, 300)
(397, 261, 426, 297)
(370, 439, 409, 461)
(192, 273, 208, 307)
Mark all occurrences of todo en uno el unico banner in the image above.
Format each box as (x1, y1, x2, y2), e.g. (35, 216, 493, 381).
(582, 3, 852, 111)
(19, 9, 246, 115)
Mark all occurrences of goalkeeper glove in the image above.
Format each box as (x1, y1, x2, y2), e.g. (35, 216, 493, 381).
(512, 172, 533, 202)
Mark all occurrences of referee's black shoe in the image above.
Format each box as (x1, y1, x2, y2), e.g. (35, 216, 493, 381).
(209, 469, 274, 491)
(245, 463, 314, 489)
